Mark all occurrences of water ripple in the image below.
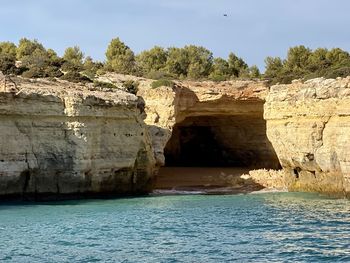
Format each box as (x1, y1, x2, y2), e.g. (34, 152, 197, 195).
(0, 192, 349, 262)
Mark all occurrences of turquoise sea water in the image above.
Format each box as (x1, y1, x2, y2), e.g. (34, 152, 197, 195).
(0, 192, 349, 262)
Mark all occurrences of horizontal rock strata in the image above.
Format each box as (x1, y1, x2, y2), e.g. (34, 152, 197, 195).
(138, 79, 279, 169)
(265, 77, 350, 197)
(0, 77, 155, 200)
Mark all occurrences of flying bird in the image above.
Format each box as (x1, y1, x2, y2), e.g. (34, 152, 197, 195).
(223, 14, 228, 17)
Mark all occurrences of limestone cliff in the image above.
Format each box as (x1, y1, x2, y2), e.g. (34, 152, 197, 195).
(0, 76, 156, 200)
(265, 77, 350, 197)
(137, 79, 280, 169)
(3, 72, 350, 199)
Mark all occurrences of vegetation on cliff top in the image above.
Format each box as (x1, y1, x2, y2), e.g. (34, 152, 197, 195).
(0, 38, 349, 85)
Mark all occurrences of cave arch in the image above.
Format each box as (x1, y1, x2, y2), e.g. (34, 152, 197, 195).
(164, 115, 280, 169)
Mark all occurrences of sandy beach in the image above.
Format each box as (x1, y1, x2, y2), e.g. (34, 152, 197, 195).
(154, 167, 264, 194)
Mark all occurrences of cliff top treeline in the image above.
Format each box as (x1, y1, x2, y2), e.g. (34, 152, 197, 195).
(0, 37, 349, 85)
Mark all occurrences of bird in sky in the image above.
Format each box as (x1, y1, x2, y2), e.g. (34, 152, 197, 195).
(223, 14, 228, 17)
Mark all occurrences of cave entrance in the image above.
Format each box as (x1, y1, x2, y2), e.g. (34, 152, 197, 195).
(156, 115, 281, 191)
(164, 115, 280, 168)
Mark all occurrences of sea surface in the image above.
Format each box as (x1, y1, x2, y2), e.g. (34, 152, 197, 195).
(0, 192, 349, 262)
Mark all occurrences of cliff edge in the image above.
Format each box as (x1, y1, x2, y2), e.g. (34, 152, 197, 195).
(265, 77, 350, 197)
(0, 76, 156, 200)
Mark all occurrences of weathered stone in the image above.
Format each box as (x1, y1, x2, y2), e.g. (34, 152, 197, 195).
(265, 76, 350, 197)
(138, 79, 280, 169)
(0, 77, 156, 200)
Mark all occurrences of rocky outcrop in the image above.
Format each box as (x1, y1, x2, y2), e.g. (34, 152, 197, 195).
(0, 77, 156, 200)
(265, 77, 350, 197)
(137, 79, 280, 169)
(3, 72, 350, 199)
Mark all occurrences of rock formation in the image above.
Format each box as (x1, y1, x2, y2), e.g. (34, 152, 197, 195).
(265, 77, 350, 197)
(0, 76, 155, 200)
(137, 79, 280, 170)
(2, 72, 350, 200)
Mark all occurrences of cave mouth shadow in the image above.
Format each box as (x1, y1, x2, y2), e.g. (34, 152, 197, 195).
(163, 115, 281, 169)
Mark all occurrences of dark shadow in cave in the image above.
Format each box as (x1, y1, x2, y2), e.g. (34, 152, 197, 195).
(164, 115, 281, 169)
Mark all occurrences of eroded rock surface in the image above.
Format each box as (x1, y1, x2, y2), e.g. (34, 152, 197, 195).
(0, 77, 156, 200)
(138, 79, 280, 169)
(265, 77, 350, 197)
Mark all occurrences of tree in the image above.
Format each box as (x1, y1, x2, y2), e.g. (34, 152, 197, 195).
(82, 56, 103, 78)
(185, 45, 213, 79)
(307, 48, 330, 72)
(209, 57, 230, 81)
(264, 57, 283, 79)
(284, 45, 311, 74)
(21, 48, 62, 78)
(228, 52, 248, 77)
(0, 42, 17, 58)
(105, 37, 136, 74)
(136, 46, 168, 76)
(165, 45, 213, 79)
(0, 54, 17, 74)
(326, 48, 350, 67)
(16, 39, 63, 78)
(249, 65, 261, 78)
(63, 46, 84, 66)
(165, 47, 190, 78)
(16, 38, 45, 60)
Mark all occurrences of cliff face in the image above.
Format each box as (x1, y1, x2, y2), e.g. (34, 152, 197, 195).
(0, 77, 156, 200)
(2, 72, 350, 199)
(138, 79, 280, 169)
(265, 77, 350, 197)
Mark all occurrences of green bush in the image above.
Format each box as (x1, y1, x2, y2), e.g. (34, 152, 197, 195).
(93, 81, 118, 89)
(82, 57, 103, 79)
(22, 66, 46, 78)
(136, 46, 168, 76)
(63, 46, 84, 67)
(324, 66, 350, 79)
(151, 79, 175, 89)
(0, 54, 18, 74)
(61, 61, 82, 72)
(60, 71, 92, 83)
(16, 38, 45, 60)
(0, 42, 17, 58)
(264, 46, 350, 84)
(144, 70, 173, 80)
(209, 74, 228, 82)
(105, 38, 136, 74)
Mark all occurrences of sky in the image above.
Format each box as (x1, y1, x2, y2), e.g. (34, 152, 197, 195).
(0, 0, 349, 70)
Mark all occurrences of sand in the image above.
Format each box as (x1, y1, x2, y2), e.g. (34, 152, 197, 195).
(154, 167, 262, 194)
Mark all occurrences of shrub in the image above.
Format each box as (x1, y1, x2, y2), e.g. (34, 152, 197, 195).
(45, 66, 63, 78)
(19, 45, 63, 79)
(122, 80, 139, 94)
(82, 57, 103, 79)
(228, 52, 248, 77)
(0, 54, 18, 74)
(209, 57, 230, 81)
(151, 79, 175, 89)
(60, 71, 92, 83)
(145, 70, 173, 80)
(0, 42, 17, 58)
(324, 66, 350, 79)
(61, 61, 82, 72)
(63, 46, 84, 67)
(249, 65, 261, 78)
(105, 38, 136, 74)
(93, 81, 118, 89)
(209, 74, 228, 82)
(22, 66, 46, 78)
(16, 38, 45, 60)
(136, 46, 168, 76)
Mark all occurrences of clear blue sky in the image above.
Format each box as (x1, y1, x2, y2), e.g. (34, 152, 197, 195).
(1, 0, 349, 70)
